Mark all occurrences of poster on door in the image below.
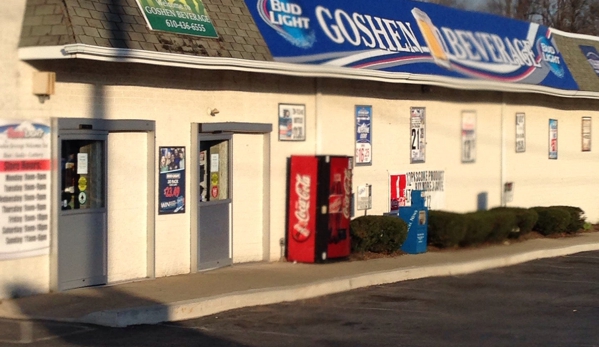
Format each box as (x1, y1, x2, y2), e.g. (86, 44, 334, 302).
(355, 105, 372, 166)
(461, 111, 477, 163)
(159, 146, 186, 214)
(389, 170, 445, 212)
(549, 119, 558, 159)
(410, 107, 426, 163)
(0, 119, 51, 260)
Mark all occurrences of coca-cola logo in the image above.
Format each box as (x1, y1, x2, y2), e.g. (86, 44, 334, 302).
(293, 173, 311, 242)
(342, 168, 351, 219)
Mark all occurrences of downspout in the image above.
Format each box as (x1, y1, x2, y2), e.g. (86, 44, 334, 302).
(315, 78, 323, 154)
(500, 92, 507, 206)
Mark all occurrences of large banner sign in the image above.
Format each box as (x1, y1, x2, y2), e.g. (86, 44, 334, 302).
(0, 120, 51, 260)
(580, 45, 599, 77)
(246, 0, 579, 90)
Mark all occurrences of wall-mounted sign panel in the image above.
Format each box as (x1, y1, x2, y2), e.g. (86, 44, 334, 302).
(279, 104, 306, 141)
(389, 170, 445, 211)
(516, 113, 526, 153)
(549, 119, 558, 159)
(245, 0, 579, 91)
(461, 111, 476, 163)
(355, 105, 372, 166)
(582, 117, 591, 152)
(0, 120, 51, 260)
(136, 0, 218, 38)
(410, 107, 426, 163)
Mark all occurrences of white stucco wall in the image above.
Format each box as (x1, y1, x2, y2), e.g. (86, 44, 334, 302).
(0, 1, 50, 299)
(2, 1, 599, 299)
(107, 132, 148, 283)
(232, 134, 265, 263)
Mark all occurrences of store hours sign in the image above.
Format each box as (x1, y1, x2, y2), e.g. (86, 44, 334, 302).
(136, 0, 218, 38)
(0, 120, 51, 260)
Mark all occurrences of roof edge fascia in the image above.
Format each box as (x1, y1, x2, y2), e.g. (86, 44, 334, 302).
(18, 44, 599, 100)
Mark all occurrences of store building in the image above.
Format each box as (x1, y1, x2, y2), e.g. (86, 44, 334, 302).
(1, 0, 599, 298)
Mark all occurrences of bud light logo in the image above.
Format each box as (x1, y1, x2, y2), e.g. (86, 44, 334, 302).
(536, 35, 564, 78)
(257, 0, 315, 48)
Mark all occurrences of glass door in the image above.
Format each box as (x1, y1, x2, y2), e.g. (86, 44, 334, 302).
(58, 133, 107, 290)
(197, 134, 232, 271)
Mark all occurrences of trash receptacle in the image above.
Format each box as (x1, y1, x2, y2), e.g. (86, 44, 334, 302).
(398, 190, 428, 254)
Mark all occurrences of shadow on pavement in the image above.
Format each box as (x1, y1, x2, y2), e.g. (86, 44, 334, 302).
(1, 283, 252, 347)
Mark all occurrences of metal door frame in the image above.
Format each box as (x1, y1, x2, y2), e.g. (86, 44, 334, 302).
(192, 131, 233, 271)
(191, 122, 272, 272)
(50, 118, 156, 291)
(56, 130, 108, 290)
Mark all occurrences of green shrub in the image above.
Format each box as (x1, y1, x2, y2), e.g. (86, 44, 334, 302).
(350, 215, 408, 253)
(552, 206, 586, 233)
(490, 207, 539, 236)
(532, 207, 571, 235)
(460, 211, 494, 246)
(485, 209, 518, 242)
(428, 211, 468, 248)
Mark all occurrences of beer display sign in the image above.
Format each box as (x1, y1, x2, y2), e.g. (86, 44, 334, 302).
(245, 0, 579, 91)
(549, 119, 558, 159)
(355, 105, 372, 166)
(580, 45, 599, 77)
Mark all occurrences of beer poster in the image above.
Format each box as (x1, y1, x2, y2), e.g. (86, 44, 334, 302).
(461, 111, 477, 163)
(410, 107, 426, 163)
(582, 117, 591, 152)
(278, 104, 306, 141)
(549, 119, 558, 159)
(158, 146, 186, 214)
(516, 113, 526, 153)
(355, 105, 372, 166)
(0, 119, 51, 260)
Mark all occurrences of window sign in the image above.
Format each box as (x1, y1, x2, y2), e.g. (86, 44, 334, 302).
(516, 113, 526, 153)
(549, 119, 558, 159)
(279, 104, 306, 141)
(410, 107, 426, 163)
(77, 153, 88, 175)
(582, 117, 591, 152)
(355, 105, 372, 166)
(136, 0, 218, 38)
(461, 111, 476, 163)
(0, 119, 51, 260)
(159, 146, 186, 214)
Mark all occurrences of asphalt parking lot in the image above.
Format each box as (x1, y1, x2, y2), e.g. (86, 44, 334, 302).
(3, 251, 599, 347)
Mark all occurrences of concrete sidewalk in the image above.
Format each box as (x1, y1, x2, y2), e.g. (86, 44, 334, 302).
(2, 232, 599, 327)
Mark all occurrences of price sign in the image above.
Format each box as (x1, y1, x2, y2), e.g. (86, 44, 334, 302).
(410, 107, 426, 163)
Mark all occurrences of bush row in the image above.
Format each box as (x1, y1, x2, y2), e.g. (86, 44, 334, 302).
(428, 206, 586, 248)
(349, 215, 408, 253)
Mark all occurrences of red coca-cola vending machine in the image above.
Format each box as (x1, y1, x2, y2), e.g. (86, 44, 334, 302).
(286, 155, 352, 263)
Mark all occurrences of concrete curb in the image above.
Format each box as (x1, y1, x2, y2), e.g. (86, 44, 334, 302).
(80, 242, 599, 327)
